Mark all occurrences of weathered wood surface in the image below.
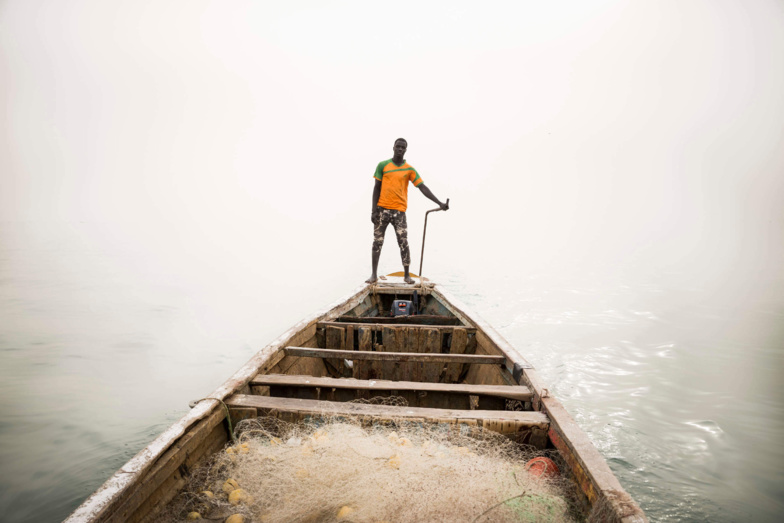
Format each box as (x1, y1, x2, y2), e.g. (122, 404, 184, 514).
(284, 347, 505, 365)
(402, 328, 424, 382)
(365, 277, 436, 291)
(225, 394, 549, 430)
(125, 418, 228, 523)
(444, 327, 468, 383)
(431, 286, 532, 371)
(381, 327, 398, 379)
(69, 279, 645, 523)
(378, 326, 435, 381)
(319, 321, 475, 333)
(345, 325, 354, 352)
(335, 315, 461, 325)
(65, 283, 374, 523)
(320, 323, 474, 379)
(345, 294, 376, 318)
(101, 407, 228, 523)
(325, 325, 346, 376)
(251, 374, 533, 400)
(421, 328, 443, 382)
(354, 326, 373, 381)
(228, 407, 257, 429)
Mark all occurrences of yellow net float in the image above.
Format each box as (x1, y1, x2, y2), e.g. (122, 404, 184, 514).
(221, 478, 239, 494)
(228, 488, 253, 505)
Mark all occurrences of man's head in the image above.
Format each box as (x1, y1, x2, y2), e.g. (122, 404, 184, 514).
(393, 138, 407, 161)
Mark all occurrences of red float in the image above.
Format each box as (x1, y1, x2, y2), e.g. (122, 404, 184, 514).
(524, 457, 560, 479)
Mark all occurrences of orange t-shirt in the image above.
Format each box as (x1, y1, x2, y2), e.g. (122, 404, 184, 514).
(373, 159, 423, 212)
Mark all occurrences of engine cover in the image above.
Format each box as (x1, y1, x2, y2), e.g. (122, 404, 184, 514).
(392, 300, 413, 316)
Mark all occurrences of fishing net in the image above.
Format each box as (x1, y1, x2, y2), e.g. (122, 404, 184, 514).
(585, 490, 642, 523)
(159, 397, 581, 522)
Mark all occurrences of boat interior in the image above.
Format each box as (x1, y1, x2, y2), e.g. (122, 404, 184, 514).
(225, 283, 550, 449)
(67, 279, 647, 523)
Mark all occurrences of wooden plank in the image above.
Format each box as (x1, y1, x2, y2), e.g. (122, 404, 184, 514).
(335, 315, 461, 325)
(251, 374, 533, 400)
(325, 324, 345, 349)
(356, 327, 372, 381)
(444, 327, 468, 383)
(225, 394, 549, 431)
(368, 281, 436, 293)
(124, 420, 228, 523)
(431, 286, 533, 371)
(381, 327, 398, 380)
(409, 328, 424, 382)
(284, 347, 506, 365)
(466, 332, 477, 354)
(104, 407, 229, 523)
(345, 325, 354, 351)
(346, 295, 375, 318)
(345, 324, 355, 378)
(320, 321, 476, 334)
(421, 327, 443, 382)
(228, 407, 257, 428)
(462, 333, 515, 387)
(325, 325, 346, 377)
(395, 327, 421, 381)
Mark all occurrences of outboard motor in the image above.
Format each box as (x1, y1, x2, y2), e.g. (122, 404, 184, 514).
(392, 299, 414, 316)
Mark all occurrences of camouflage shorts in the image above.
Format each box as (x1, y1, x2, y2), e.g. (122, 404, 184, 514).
(372, 207, 411, 266)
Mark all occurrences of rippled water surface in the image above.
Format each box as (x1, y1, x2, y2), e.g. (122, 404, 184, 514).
(1, 224, 782, 522)
(444, 267, 784, 522)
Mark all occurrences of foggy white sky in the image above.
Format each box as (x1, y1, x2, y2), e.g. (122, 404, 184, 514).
(2, 0, 783, 285)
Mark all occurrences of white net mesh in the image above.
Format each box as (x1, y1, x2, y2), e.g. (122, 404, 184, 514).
(159, 398, 581, 522)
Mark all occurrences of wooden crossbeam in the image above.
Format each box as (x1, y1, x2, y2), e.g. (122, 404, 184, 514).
(225, 394, 549, 429)
(318, 321, 476, 333)
(250, 374, 532, 401)
(284, 347, 504, 365)
(334, 315, 462, 326)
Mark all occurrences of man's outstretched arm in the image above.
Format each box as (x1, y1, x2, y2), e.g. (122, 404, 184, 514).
(371, 179, 382, 222)
(417, 184, 449, 210)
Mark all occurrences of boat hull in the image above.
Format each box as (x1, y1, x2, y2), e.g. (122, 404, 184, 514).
(66, 280, 646, 522)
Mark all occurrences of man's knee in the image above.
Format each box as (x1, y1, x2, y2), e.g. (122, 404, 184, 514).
(395, 230, 409, 249)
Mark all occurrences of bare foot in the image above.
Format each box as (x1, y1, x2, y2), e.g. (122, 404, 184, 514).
(404, 276, 414, 284)
(365, 275, 378, 283)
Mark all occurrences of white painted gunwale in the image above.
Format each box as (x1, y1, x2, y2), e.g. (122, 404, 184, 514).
(67, 278, 646, 522)
(65, 282, 372, 522)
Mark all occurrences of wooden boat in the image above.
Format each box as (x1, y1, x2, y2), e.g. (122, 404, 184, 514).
(66, 275, 647, 522)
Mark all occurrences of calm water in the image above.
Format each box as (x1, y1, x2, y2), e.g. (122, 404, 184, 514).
(1, 223, 783, 522)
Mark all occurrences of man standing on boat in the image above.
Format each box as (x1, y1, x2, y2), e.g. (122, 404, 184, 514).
(366, 138, 449, 284)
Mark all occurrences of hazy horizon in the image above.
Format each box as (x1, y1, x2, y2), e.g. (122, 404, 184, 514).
(3, 1, 783, 283)
(1, 1, 783, 521)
